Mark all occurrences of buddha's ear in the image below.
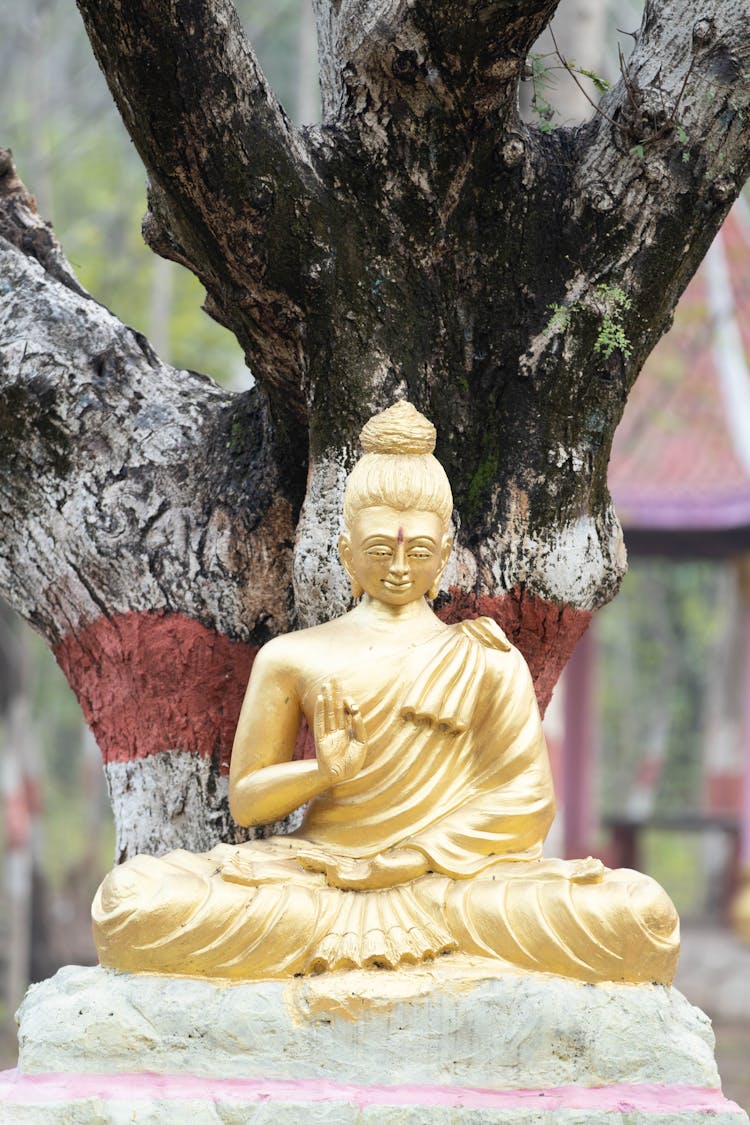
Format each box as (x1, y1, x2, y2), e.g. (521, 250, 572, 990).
(338, 532, 354, 578)
(339, 534, 364, 600)
(428, 536, 453, 601)
(428, 535, 453, 600)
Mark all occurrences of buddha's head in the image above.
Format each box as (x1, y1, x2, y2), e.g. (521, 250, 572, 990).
(339, 401, 454, 606)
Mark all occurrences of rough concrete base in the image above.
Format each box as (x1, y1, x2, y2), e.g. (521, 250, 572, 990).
(9, 959, 728, 1087)
(2, 959, 747, 1123)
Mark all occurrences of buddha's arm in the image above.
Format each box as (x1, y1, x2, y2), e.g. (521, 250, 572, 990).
(229, 643, 331, 827)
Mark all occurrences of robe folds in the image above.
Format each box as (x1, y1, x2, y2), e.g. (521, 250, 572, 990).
(93, 618, 679, 984)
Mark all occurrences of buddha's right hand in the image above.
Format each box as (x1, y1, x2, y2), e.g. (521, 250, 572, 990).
(314, 680, 368, 785)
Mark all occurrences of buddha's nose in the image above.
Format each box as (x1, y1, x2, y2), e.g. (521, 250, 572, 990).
(390, 545, 409, 576)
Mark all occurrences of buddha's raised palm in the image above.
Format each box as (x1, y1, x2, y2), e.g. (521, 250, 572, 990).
(314, 680, 368, 785)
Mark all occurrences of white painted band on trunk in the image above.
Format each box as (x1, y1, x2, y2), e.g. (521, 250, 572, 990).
(104, 753, 303, 861)
(293, 456, 351, 627)
(477, 501, 626, 611)
(440, 542, 478, 593)
(105, 753, 233, 860)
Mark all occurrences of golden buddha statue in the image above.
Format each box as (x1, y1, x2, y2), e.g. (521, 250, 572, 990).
(93, 402, 679, 985)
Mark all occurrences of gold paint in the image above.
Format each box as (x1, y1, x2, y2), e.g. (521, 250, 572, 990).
(285, 954, 529, 1028)
(93, 401, 680, 985)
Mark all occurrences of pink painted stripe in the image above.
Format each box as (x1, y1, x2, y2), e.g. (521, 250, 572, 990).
(0, 1070, 742, 1114)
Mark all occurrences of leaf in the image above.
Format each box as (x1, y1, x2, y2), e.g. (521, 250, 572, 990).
(577, 67, 611, 93)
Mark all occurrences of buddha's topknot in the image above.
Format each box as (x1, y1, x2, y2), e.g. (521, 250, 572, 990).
(359, 401, 436, 456)
(342, 401, 452, 531)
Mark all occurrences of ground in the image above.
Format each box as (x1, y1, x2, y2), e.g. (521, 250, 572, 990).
(674, 924, 750, 1112)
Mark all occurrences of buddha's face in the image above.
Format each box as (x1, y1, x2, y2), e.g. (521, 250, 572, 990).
(339, 506, 452, 606)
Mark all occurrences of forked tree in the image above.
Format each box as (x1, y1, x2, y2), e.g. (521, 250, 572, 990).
(0, 1, 748, 858)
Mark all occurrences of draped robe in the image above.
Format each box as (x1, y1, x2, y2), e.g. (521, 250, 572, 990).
(93, 618, 679, 984)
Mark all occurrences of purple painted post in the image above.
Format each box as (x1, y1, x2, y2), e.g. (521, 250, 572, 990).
(740, 576, 750, 870)
(730, 560, 750, 939)
(562, 627, 595, 859)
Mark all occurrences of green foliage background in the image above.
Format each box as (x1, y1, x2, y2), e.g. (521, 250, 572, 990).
(597, 560, 741, 915)
(2, 0, 310, 385)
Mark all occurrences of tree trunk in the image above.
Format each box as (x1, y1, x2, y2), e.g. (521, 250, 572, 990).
(1, 0, 749, 857)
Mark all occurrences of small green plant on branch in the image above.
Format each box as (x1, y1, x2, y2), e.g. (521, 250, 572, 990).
(593, 285, 633, 358)
(531, 29, 696, 164)
(546, 283, 633, 360)
(527, 52, 558, 133)
(526, 50, 610, 134)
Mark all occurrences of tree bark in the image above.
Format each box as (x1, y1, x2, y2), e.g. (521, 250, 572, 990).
(0, 155, 295, 854)
(1, 0, 749, 856)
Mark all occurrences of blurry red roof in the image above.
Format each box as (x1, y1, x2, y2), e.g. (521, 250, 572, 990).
(610, 202, 750, 531)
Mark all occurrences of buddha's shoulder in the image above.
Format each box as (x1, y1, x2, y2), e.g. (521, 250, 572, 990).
(453, 616, 512, 653)
(452, 617, 533, 684)
(253, 618, 348, 671)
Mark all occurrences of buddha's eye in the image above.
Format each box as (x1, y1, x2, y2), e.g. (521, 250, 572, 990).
(367, 547, 392, 558)
(408, 550, 432, 560)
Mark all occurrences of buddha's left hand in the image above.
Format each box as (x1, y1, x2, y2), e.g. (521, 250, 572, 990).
(300, 846, 430, 890)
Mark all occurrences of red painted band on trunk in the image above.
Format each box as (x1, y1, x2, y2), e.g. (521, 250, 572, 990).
(53, 592, 589, 772)
(0, 1070, 741, 1114)
(53, 612, 257, 774)
(438, 588, 592, 716)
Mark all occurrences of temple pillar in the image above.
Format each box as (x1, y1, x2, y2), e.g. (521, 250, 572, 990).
(562, 627, 596, 859)
(732, 556, 750, 940)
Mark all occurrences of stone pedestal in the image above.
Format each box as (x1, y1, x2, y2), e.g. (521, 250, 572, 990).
(1, 959, 747, 1123)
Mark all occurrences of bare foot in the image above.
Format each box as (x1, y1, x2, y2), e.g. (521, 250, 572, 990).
(324, 856, 374, 890)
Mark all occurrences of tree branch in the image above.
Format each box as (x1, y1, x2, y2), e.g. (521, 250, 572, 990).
(75, 0, 332, 417)
(314, 0, 560, 127)
(0, 151, 294, 648)
(0, 148, 87, 300)
(562, 0, 750, 378)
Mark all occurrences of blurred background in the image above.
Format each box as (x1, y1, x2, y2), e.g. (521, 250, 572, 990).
(1, 0, 749, 1110)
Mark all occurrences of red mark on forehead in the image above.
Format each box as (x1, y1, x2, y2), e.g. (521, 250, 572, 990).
(397, 526, 404, 544)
